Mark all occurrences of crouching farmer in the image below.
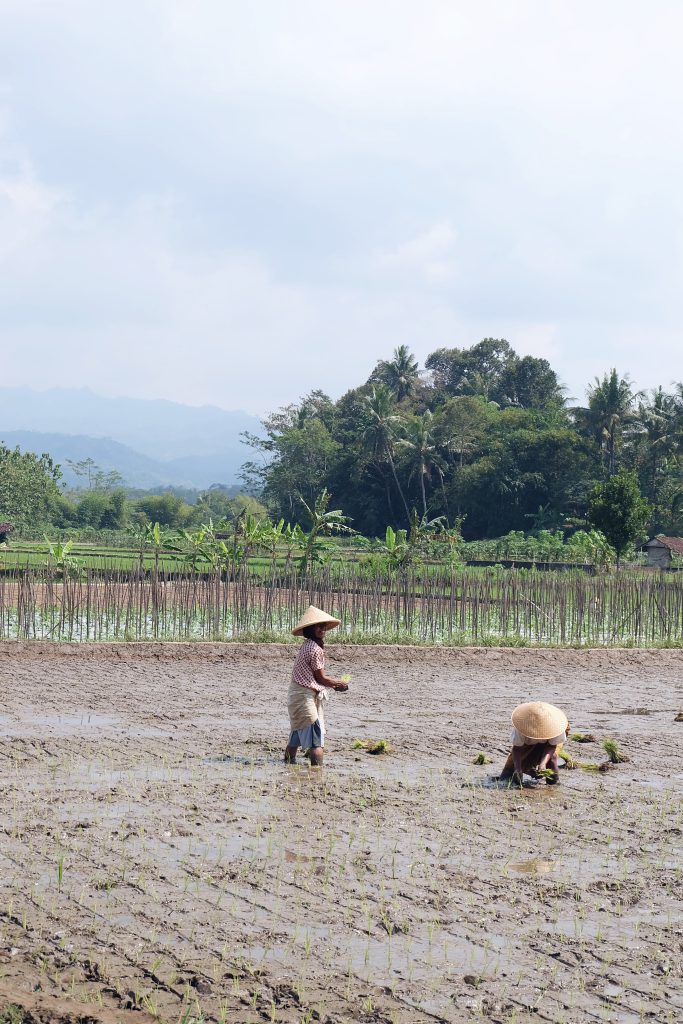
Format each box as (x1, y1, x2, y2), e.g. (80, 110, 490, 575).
(285, 605, 349, 767)
(500, 701, 569, 786)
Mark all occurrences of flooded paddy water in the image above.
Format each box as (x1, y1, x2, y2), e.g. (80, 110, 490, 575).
(0, 641, 681, 1023)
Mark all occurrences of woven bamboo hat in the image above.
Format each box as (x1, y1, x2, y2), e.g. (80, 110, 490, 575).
(292, 605, 341, 636)
(511, 701, 568, 740)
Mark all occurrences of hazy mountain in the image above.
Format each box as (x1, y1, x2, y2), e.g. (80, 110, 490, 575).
(0, 387, 263, 488)
(0, 387, 261, 461)
(0, 430, 255, 490)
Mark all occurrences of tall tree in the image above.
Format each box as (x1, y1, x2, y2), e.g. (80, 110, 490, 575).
(426, 338, 514, 403)
(373, 345, 421, 402)
(362, 385, 410, 525)
(497, 355, 566, 409)
(582, 369, 639, 476)
(0, 444, 62, 528)
(397, 411, 447, 516)
(634, 387, 678, 507)
(241, 396, 339, 521)
(587, 471, 651, 567)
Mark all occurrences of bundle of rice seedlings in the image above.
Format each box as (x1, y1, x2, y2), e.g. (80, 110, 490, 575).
(602, 739, 629, 764)
(472, 752, 492, 765)
(367, 739, 391, 755)
(558, 750, 578, 770)
(570, 732, 596, 743)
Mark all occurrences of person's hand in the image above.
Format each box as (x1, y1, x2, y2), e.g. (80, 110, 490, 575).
(334, 681, 349, 692)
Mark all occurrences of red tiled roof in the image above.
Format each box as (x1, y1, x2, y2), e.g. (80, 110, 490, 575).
(651, 535, 683, 555)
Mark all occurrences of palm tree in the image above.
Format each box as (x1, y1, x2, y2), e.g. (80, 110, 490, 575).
(362, 385, 410, 525)
(585, 369, 639, 475)
(397, 411, 447, 516)
(636, 387, 678, 505)
(375, 345, 421, 402)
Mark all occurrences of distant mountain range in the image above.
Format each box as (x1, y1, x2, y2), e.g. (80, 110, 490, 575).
(0, 387, 263, 489)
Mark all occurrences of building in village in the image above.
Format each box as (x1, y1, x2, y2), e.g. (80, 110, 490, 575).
(643, 535, 683, 569)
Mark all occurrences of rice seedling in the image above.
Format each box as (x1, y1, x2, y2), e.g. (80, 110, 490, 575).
(558, 750, 578, 769)
(0, 1006, 25, 1024)
(472, 752, 492, 765)
(351, 739, 366, 750)
(367, 740, 391, 755)
(603, 739, 629, 764)
(570, 732, 596, 743)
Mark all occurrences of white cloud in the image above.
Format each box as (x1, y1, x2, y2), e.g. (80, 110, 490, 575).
(372, 223, 459, 284)
(1, 1, 683, 413)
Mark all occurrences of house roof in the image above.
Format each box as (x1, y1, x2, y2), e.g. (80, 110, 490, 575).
(646, 535, 683, 554)
(0, 523, 14, 532)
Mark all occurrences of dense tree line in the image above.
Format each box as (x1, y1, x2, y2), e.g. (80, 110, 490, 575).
(242, 341, 683, 540)
(0, 445, 265, 535)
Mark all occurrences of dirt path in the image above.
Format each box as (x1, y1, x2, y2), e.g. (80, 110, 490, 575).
(0, 642, 681, 1024)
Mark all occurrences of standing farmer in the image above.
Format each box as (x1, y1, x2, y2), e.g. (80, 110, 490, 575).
(285, 605, 349, 767)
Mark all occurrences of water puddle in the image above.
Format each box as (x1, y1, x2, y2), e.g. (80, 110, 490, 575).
(0, 713, 166, 738)
(477, 775, 566, 792)
(509, 857, 555, 874)
(284, 849, 313, 863)
(593, 707, 653, 716)
(204, 754, 283, 766)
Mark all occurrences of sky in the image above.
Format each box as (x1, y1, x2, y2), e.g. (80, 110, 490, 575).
(1, 0, 682, 415)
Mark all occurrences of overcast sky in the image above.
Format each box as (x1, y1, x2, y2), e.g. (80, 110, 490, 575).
(2, 0, 682, 415)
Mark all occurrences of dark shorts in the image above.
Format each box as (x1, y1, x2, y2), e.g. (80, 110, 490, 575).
(287, 719, 324, 749)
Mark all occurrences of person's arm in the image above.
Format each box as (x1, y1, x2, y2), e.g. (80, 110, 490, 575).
(313, 668, 348, 692)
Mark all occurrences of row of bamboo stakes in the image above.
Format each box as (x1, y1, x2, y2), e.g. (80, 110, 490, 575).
(0, 564, 681, 646)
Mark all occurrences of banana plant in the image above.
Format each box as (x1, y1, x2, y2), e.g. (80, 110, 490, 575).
(127, 521, 176, 574)
(381, 525, 410, 570)
(298, 489, 354, 572)
(42, 535, 83, 579)
(172, 522, 218, 571)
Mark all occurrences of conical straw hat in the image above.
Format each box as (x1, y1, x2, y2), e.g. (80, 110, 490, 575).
(511, 701, 568, 741)
(292, 605, 341, 636)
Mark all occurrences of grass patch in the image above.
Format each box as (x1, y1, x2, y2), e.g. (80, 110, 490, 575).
(0, 1006, 25, 1024)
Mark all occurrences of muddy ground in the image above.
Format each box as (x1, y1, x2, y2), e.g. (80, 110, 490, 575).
(0, 642, 681, 1024)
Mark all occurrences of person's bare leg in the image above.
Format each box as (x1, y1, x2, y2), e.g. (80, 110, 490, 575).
(510, 745, 525, 786)
(500, 746, 527, 785)
(284, 744, 299, 763)
(309, 746, 324, 767)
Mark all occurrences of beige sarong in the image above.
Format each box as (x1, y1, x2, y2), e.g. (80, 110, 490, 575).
(287, 680, 327, 733)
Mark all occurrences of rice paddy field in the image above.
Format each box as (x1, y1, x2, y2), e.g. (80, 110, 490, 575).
(0, 641, 681, 1024)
